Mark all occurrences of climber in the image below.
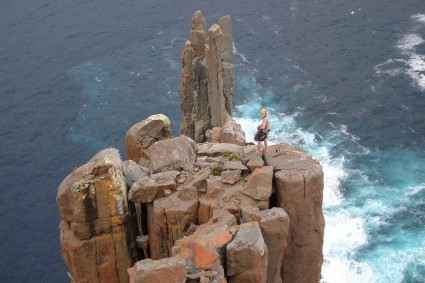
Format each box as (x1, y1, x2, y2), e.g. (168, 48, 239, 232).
(255, 108, 270, 155)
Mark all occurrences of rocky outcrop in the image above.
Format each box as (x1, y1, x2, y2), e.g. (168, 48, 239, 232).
(58, 125, 324, 283)
(265, 144, 325, 283)
(180, 11, 245, 144)
(57, 148, 137, 283)
(57, 11, 325, 283)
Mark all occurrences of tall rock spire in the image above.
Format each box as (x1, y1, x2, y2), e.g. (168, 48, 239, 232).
(179, 11, 240, 144)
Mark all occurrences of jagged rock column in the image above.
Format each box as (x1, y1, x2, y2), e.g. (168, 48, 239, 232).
(179, 11, 238, 143)
(217, 15, 234, 116)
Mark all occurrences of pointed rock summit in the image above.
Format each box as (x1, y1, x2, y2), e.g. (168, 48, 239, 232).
(180, 11, 245, 145)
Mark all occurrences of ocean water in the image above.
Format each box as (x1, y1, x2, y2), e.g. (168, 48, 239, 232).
(1, 0, 424, 282)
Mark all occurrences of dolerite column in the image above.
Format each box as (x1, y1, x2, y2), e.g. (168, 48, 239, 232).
(265, 144, 325, 283)
(179, 11, 210, 142)
(179, 40, 196, 139)
(179, 11, 236, 143)
(57, 148, 137, 283)
(217, 15, 234, 116)
(205, 23, 226, 127)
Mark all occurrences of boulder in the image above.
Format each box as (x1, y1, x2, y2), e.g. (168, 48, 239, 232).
(198, 176, 268, 224)
(240, 145, 258, 165)
(182, 167, 210, 192)
(222, 160, 247, 171)
(125, 114, 172, 163)
(241, 207, 290, 283)
(122, 160, 149, 187)
(242, 166, 274, 201)
(221, 169, 242, 185)
(220, 116, 245, 146)
(226, 221, 268, 282)
(272, 144, 325, 283)
(180, 215, 237, 270)
(246, 156, 265, 172)
(178, 248, 227, 283)
(148, 135, 197, 174)
(127, 256, 187, 283)
(128, 171, 180, 203)
(210, 208, 238, 226)
(57, 148, 136, 283)
(147, 186, 199, 259)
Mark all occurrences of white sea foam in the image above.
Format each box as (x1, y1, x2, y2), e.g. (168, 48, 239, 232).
(411, 13, 425, 23)
(246, 111, 367, 282)
(405, 182, 425, 197)
(321, 210, 371, 283)
(340, 124, 360, 141)
(397, 33, 424, 51)
(374, 13, 425, 93)
(233, 43, 248, 63)
(406, 53, 425, 90)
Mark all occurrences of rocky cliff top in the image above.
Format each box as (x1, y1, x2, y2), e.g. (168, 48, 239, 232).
(56, 11, 325, 283)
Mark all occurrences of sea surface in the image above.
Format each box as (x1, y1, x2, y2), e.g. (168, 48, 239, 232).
(1, 0, 424, 282)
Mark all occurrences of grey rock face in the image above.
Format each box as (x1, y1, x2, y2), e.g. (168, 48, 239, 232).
(128, 171, 180, 203)
(179, 11, 242, 144)
(148, 135, 197, 174)
(122, 160, 149, 187)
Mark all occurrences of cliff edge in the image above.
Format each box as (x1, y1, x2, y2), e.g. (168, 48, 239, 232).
(56, 11, 324, 283)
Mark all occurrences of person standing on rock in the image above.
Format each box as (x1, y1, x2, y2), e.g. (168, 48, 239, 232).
(255, 108, 270, 155)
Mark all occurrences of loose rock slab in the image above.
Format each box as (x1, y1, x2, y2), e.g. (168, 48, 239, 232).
(128, 171, 180, 203)
(226, 221, 268, 282)
(148, 135, 197, 174)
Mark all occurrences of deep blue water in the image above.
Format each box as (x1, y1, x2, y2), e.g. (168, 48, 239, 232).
(1, 0, 424, 282)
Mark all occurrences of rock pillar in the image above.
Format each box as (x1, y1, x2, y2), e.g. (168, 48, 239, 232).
(57, 148, 137, 283)
(179, 11, 238, 143)
(265, 144, 325, 283)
